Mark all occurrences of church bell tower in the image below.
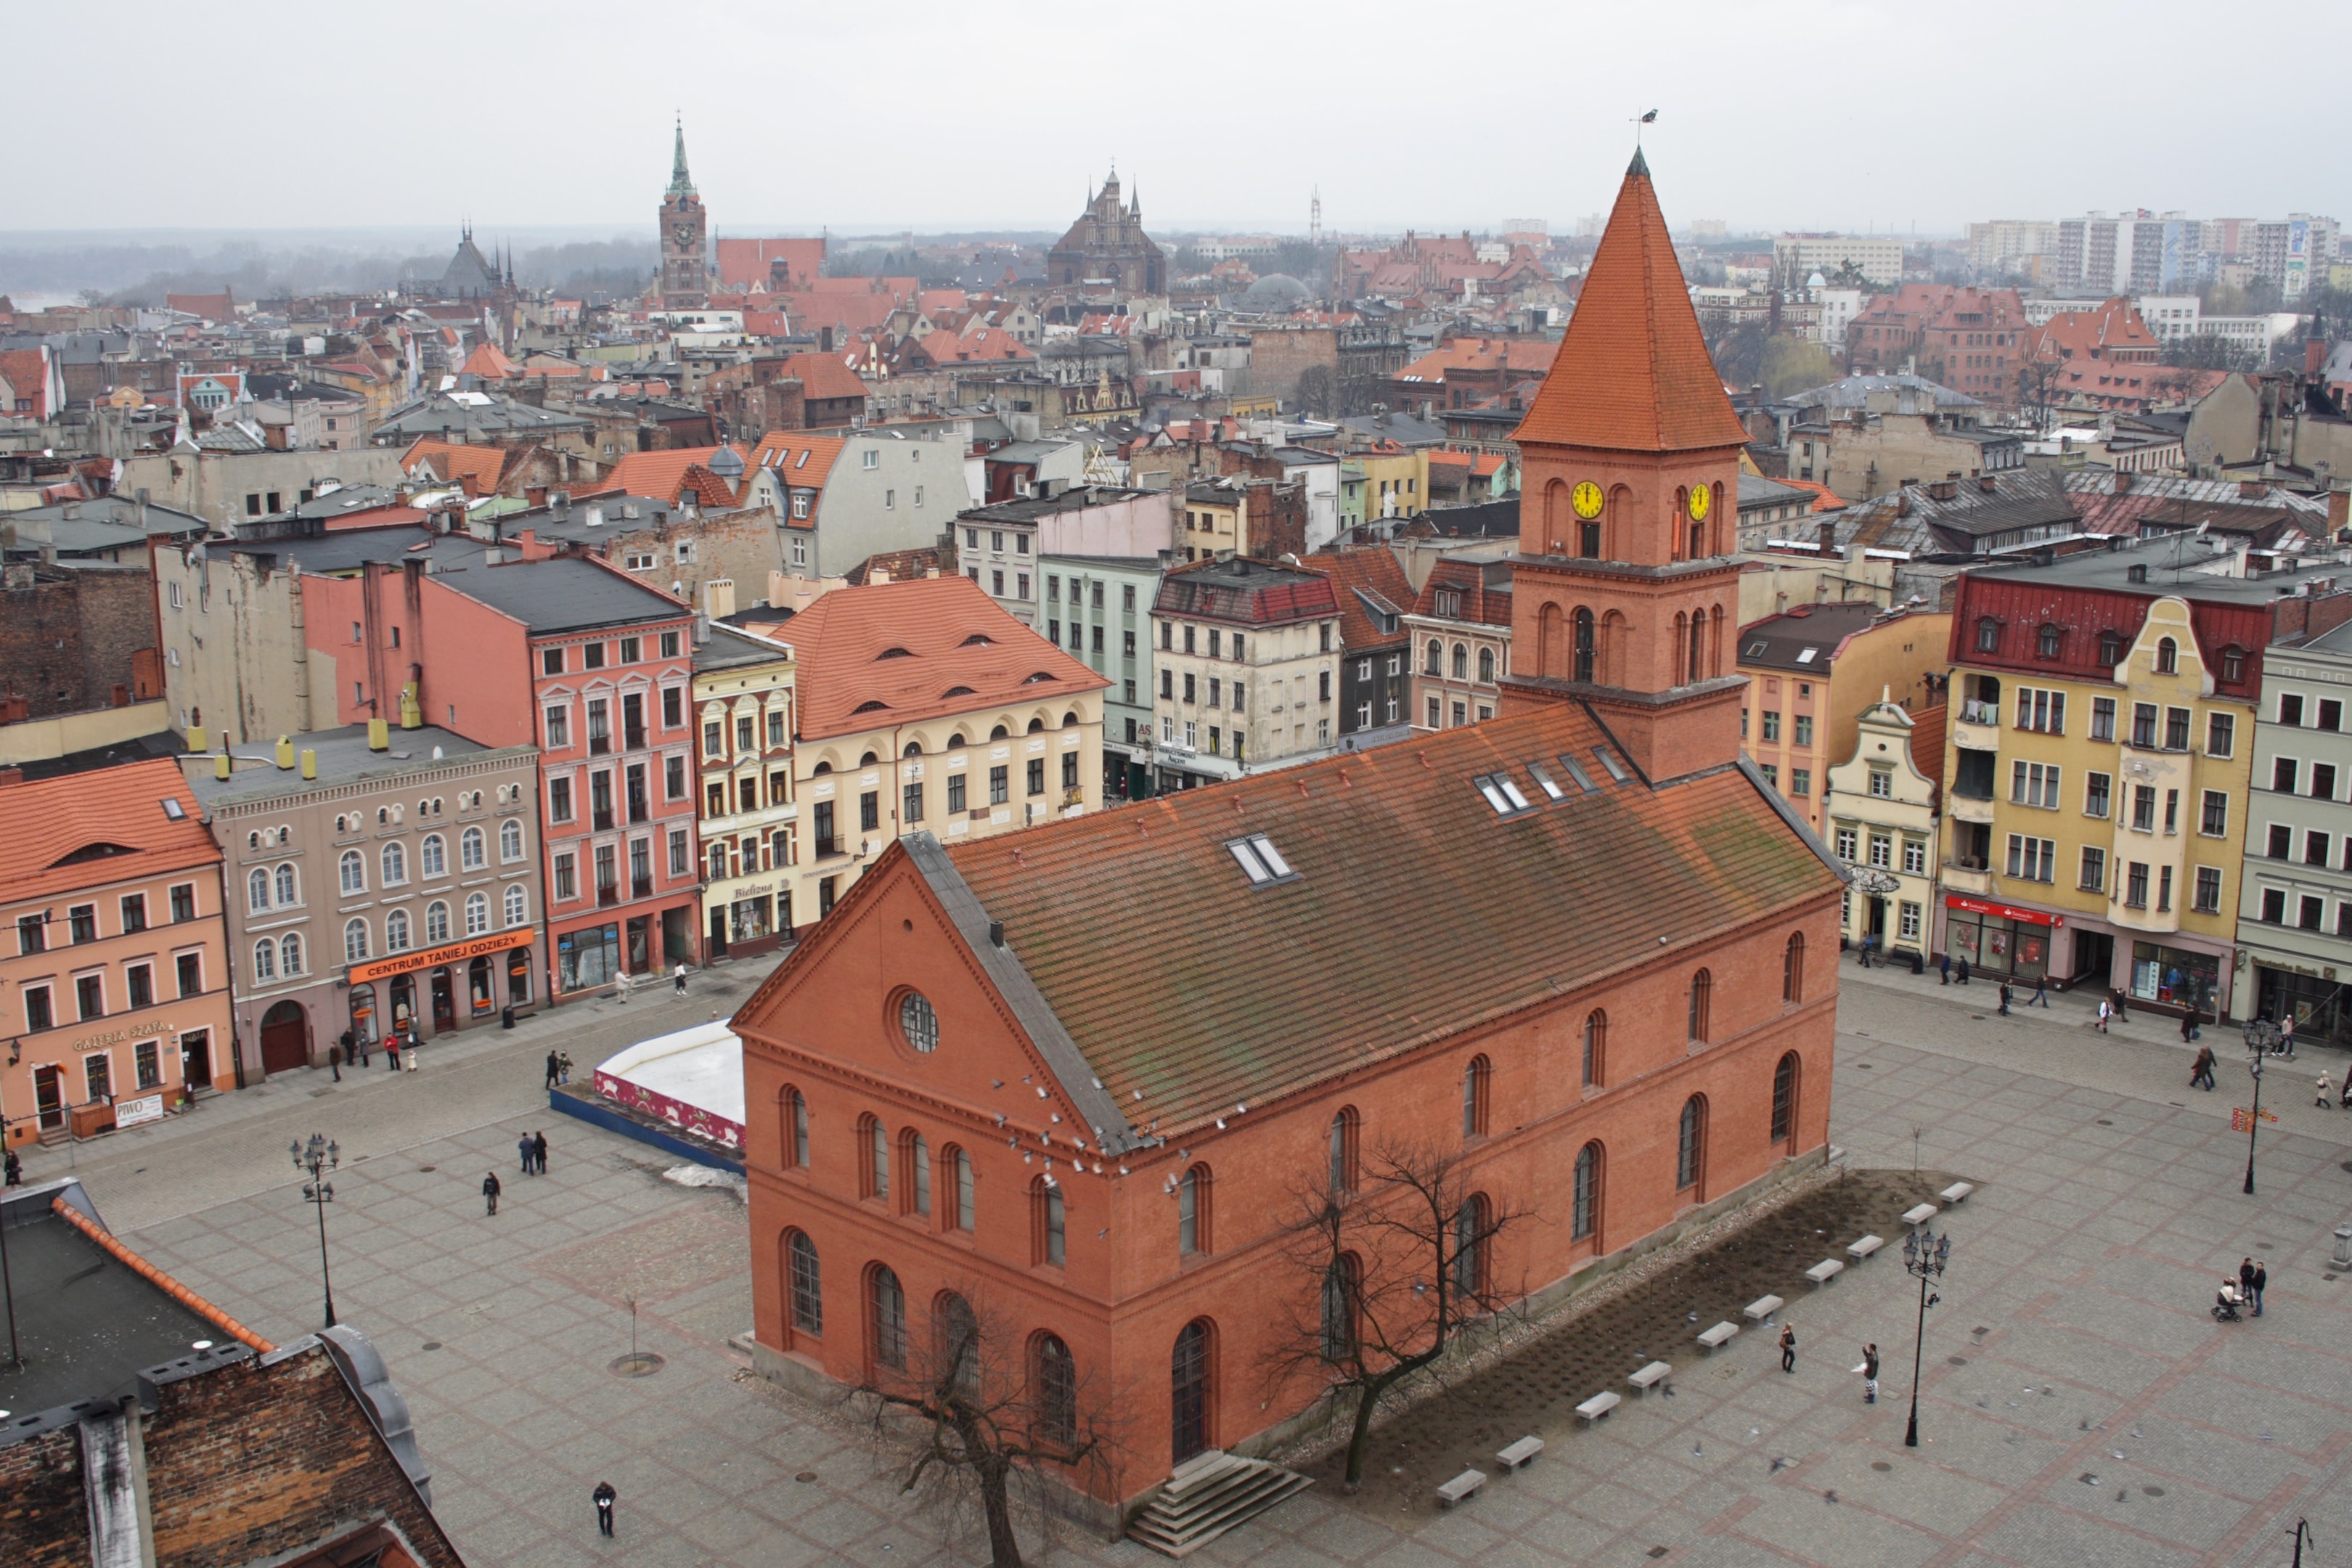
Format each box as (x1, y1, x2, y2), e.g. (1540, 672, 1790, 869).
(659, 118, 709, 311)
(1500, 151, 1752, 783)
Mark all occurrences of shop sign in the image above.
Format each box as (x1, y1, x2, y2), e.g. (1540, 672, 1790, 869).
(73, 1018, 174, 1053)
(347, 927, 531, 985)
(115, 1093, 166, 1129)
(1943, 894, 2059, 928)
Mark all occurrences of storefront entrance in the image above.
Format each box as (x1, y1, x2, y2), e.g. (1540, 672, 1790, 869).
(2133, 942, 2220, 1017)
(1943, 895, 2054, 981)
(2259, 965, 2352, 1043)
(467, 956, 495, 1017)
(430, 967, 457, 1032)
(33, 1064, 63, 1130)
(349, 984, 377, 1044)
(2072, 931, 2114, 988)
(179, 1029, 212, 1090)
(558, 922, 621, 992)
(626, 915, 651, 975)
(259, 1000, 310, 1074)
(389, 974, 417, 1037)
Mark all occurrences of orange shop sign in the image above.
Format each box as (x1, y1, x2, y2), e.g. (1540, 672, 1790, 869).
(347, 928, 531, 985)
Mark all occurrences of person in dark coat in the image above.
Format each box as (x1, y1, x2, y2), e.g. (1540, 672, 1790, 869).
(1779, 1323, 1796, 1373)
(1998, 981, 2012, 1016)
(2239, 1257, 2256, 1312)
(2251, 1261, 2268, 1316)
(1956, 956, 1971, 985)
(593, 1481, 616, 1536)
(340, 1029, 356, 1067)
(545, 1050, 560, 1090)
(2190, 1045, 2216, 1091)
(4, 1148, 21, 1187)
(519, 1132, 536, 1175)
(534, 1130, 549, 1175)
(483, 1171, 501, 1215)
(1863, 1343, 1880, 1404)
(1938, 953, 1951, 985)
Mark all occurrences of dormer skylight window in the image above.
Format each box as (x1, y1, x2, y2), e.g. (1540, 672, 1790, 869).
(1795, 647, 1818, 663)
(1474, 772, 1533, 815)
(1226, 833, 1297, 886)
(1558, 755, 1596, 792)
(1527, 761, 1564, 801)
(1594, 747, 1630, 783)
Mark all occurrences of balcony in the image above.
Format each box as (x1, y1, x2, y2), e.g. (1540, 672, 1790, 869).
(1942, 861, 1993, 897)
(1950, 794, 1996, 825)
(1951, 711, 2000, 753)
(632, 876, 654, 899)
(597, 883, 620, 907)
(589, 734, 612, 756)
(592, 810, 615, 833)
(814, 836, 843, 859)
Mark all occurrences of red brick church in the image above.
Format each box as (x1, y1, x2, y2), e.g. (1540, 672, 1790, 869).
(730, 154, 1845, 1518)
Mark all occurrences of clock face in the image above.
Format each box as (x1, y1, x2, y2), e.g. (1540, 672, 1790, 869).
(1571, 481, 1604, 520)
(673, 225, 695, 246)
(1687, 483, 1712, 521)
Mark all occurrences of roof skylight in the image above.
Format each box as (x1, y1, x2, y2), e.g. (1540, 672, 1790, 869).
(1226, 833, 1296, 886)
(1558, 755, 1596, 792)
(1594, 747, 1630, 783)
(1527, 761, 1564, 800)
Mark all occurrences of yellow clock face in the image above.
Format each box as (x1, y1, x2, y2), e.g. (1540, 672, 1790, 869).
(1571, 481, 1604, 520)
(1687, 483, 1712, 521)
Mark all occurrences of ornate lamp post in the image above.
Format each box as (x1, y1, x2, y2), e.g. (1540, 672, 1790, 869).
(2239, 1023, 2275, 1196)
(1901, 1226, 1949, 1448)
(290, 1134, 340, 1328)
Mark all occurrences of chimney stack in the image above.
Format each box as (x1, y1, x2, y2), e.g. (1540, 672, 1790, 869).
(301, 748, 317, 780)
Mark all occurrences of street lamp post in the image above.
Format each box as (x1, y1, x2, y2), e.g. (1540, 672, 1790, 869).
(290, 1134, 340, 1328)
(2240, 1019, 2277, 1196)
(1901, 1226, 1949, 1449)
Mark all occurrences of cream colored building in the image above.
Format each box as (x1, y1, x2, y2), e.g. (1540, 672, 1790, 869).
(1824, 692, 1944, 959)
(692, 625, 799, 957)
(1149, 556, 1342, 791)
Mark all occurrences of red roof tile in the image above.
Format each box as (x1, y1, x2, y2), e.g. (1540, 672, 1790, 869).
(1307, 545, 1416, 650)
(786, 575, 1108, 741)
(0, 757, 220, 905)
(748, 432, 846, 489)
(601, 445, 748, 503)
(1513, 155, 1750, 453)
(774, 351, 869, 404)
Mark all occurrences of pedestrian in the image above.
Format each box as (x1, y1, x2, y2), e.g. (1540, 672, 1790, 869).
(1938, 952, 1951, 986)
(2239, 1257, 2256, 1312)
(404, 1032, 420, 1073)
(2030, 973, 2049, 1008)
(2111, 987, 2129, 1024)
(674, 961, 688, 997)
(546, 1050, 560, 1090)
(2319, 1070, 2335, 1108)
(2252, 1260, 2268, 1317)
(1956, 956, 1971, 986)
(1862, 1343, 1880, 1405)
(1998, 980, 2012, 1016)
(2280, 1016, 2297, 1058)
(358, 1031, 371, 1069)
(2340, 1074, 2351, 1110)
(2096, 997, 2112, 1033)
(558, 1051, 573, 1085)
(4, 1147, 21, 1187)
(385, 1034, 401, 1072)
(328, 1042, 341, 1082)
(519, 1132, 536, 1175)
(1858, 933, 1874, 969)
(2191, 1045, 2216, 1090)
(593, 1480, 616, 1537)
(615, 968, 632, 1005)
(1780, 1323, 1797, 1373)
(2181, 1010, 2197, 1044)
(483, 1171, 502, 1216)
(534, 1130, 549, 1175)
(339, 1029, 356, 1068)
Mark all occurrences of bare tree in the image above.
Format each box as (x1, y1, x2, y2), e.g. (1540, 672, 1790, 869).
(1263, 1138, 1528, 1490)
(852, 1286, 1119, 1568)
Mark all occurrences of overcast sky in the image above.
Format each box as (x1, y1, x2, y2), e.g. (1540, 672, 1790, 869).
(9, 1, 2345, 240)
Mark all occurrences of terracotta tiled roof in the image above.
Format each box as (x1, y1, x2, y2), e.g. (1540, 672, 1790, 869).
(1412, 558, 1513, 627)
(906, 327, 1033, 367)
(399, 438, 505, 492)
(749, 432, 846, 489)
(675, 465, 740, 509)
(1774, 477, 1846, 513)
(1513, 155, 1750, 453)
(458, 342, 517, 380)
(786, 574, 1108, 741)
(1394, 337, 1559, 387)
(0, 348, 54, 418)
(1306, 545, 1416, 650)
(934, 700, 1834, 1135)
(714, 237, 825, 290)
(0, 756, 220, 905)
(600, 445, 748, 503)
(775, 351, 869, 404)
(1908, 705, 1946, 808)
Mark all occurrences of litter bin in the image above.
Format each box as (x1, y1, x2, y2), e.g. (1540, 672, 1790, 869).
(502, 1005, 515, 1030)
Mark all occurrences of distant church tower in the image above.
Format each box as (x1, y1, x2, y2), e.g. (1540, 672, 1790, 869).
(1310, 186, 1322, 248)
(660, 118, 709, 310)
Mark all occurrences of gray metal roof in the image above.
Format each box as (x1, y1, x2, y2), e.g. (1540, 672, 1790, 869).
(694, 623, 793, 672)
(1784, 374, 1981, 412)
(438, 554, 687, 634)
(1972, 531, 2352, 603)
(183, 724, 513, 810)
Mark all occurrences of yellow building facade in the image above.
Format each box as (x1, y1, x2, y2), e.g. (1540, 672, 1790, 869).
(1737, 603, 1949, 836)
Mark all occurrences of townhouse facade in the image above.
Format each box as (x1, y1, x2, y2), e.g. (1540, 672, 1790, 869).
(3, 759, 232, 1146)
(185, 724, 543, 1070)
(2234, 618, 2352, 1038)
(1823, 695, 1945, 958)
(1039, 552, 1170, 799)
(1149, 558, 1343, 791)
(1736, 603, 1949, 836)
(1406, 552, 1514, 732)
(693, 625, 799, 960)
(955, 486, 1175, 629)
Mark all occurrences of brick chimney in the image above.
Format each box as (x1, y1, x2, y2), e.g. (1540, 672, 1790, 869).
(1817, 519, 1838, 554)
(2309, 338, 2329, 377)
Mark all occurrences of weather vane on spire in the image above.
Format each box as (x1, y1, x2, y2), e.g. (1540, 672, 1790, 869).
(1633, 108, 1658, 145)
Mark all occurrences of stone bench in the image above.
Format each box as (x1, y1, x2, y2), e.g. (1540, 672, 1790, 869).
(1697, 1321, 1739, 1353)
(1575, 1391, 1621, 1425)
(1847, 1235, 1885, 1262)
(1743, 1294, 1784, 1323)
(1939, 1181, 1974, 1205)
(1805, 1259, 1845, 1286)
(1903, 1203, 1940, 1227)
(1629, 1360, 1673, 1396)
(1437, 1469, 1487, 1508)
(1496, 1436, 1544, 1471)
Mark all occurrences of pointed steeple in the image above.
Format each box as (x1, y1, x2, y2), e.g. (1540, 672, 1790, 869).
(669, 115, 695, 197)
(1513, 153, 1747, 453)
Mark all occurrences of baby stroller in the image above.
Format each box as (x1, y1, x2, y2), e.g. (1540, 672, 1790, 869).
(2213, 1280, 2245, 1323)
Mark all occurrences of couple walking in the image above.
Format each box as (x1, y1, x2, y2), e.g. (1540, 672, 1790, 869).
(1771, 1324, 1879, 1406)
(518, 1130, 550, 1175)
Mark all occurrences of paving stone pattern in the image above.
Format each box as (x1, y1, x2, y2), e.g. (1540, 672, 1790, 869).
(68, 966, 2352, 1567)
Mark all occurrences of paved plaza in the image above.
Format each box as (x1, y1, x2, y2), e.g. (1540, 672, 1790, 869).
(25, 958, 2352, 1567)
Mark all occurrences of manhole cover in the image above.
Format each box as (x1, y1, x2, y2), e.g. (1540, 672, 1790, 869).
(1871, 1461, 1892, 1472)
(796, 1471, 818, 1484)
(2142, 1486, 2165, 1497)
(420, 1342, 442, 1352)
(2096, 1119, 2113, 1126)
(309, 1087, 336, 1098)
(1646, 1550, 1669, 1561)
(608, 1352, 665, 1377)
(1858, 1063, 1872, 1069)
(1947, 1356, 1969, 1366)
(417, 1165, 436, 1172)
(2255, 1242, 2273, 1251)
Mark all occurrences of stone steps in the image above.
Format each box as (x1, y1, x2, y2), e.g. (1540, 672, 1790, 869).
(1127, 1449, 1311, 1558)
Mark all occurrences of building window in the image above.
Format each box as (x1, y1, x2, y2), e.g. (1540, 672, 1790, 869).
(869, 1265, 907, 1371)
(339, 850, 365, 894)
(2007, 835, 2057, 881)
(1783, 932, 1804, 1003)
(1583, 1008, 1606, 1085)
(2208, 713, 2234, 757)
(344, 919, 369, 962)
(2155, 637, 2177, 674)
(787, 1230, 822, 1336)
(1771, 1053, 1800, 1145)
(2194, 866, 2223, 914)
(1572, 1141, 1601, 1241)
(1676, 1095, 1707, 1191)
(1033, 1176, 1066, 1266)
(2084, 772, 2110, 818)
(1454, 1193, 1490, 1297)
(1688, 968, 1712, 1041)
(1463, 1054, 1491, 1138)
(2091, 698, 2117, 743)
(1178, 1164, 1212, 1256)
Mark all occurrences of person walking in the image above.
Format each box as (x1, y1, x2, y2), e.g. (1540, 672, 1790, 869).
(1938, 952, 1951, 986)
(339, 1029, 356, 1068)
(592, 1481, 616, 1538)
(673, 962, 689, 997)
(2096, 997, 2112, 1034)
(482, 1171, 502, 1216)
(1998, 980, 2012, 1016)
(546, 1050, 560, 1090)
(2319, 1070, 2335, 1108)
(4, 1147, 22, 1187)
(2111, 987, 2129, 1024)
(2251, 1260, 2268, 1317)
(615, 968, 632, 1005)
(2280, 1016, 2297, 1058)
(357, 1030, 371, 1069)
(2191, 1045, 2216, 1090)
(1956, 956, 1971, 986)
(1857, 933, 1874, 969)
(385, 1033, 401, 1072)
(2181, 1010, 2197, 1044)
(558, 1051, 573, 1085)
(2239, 1257, 2257, 1313)
(1862, 1343, 1880, 1405)
(327, 1040, 341, 1082)
(2030, 973, 2049, 1008)
(534, 1130, 550, 1175)
(1779, 1323, 1797, 1373)
(519, 1132, 536, 1175)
